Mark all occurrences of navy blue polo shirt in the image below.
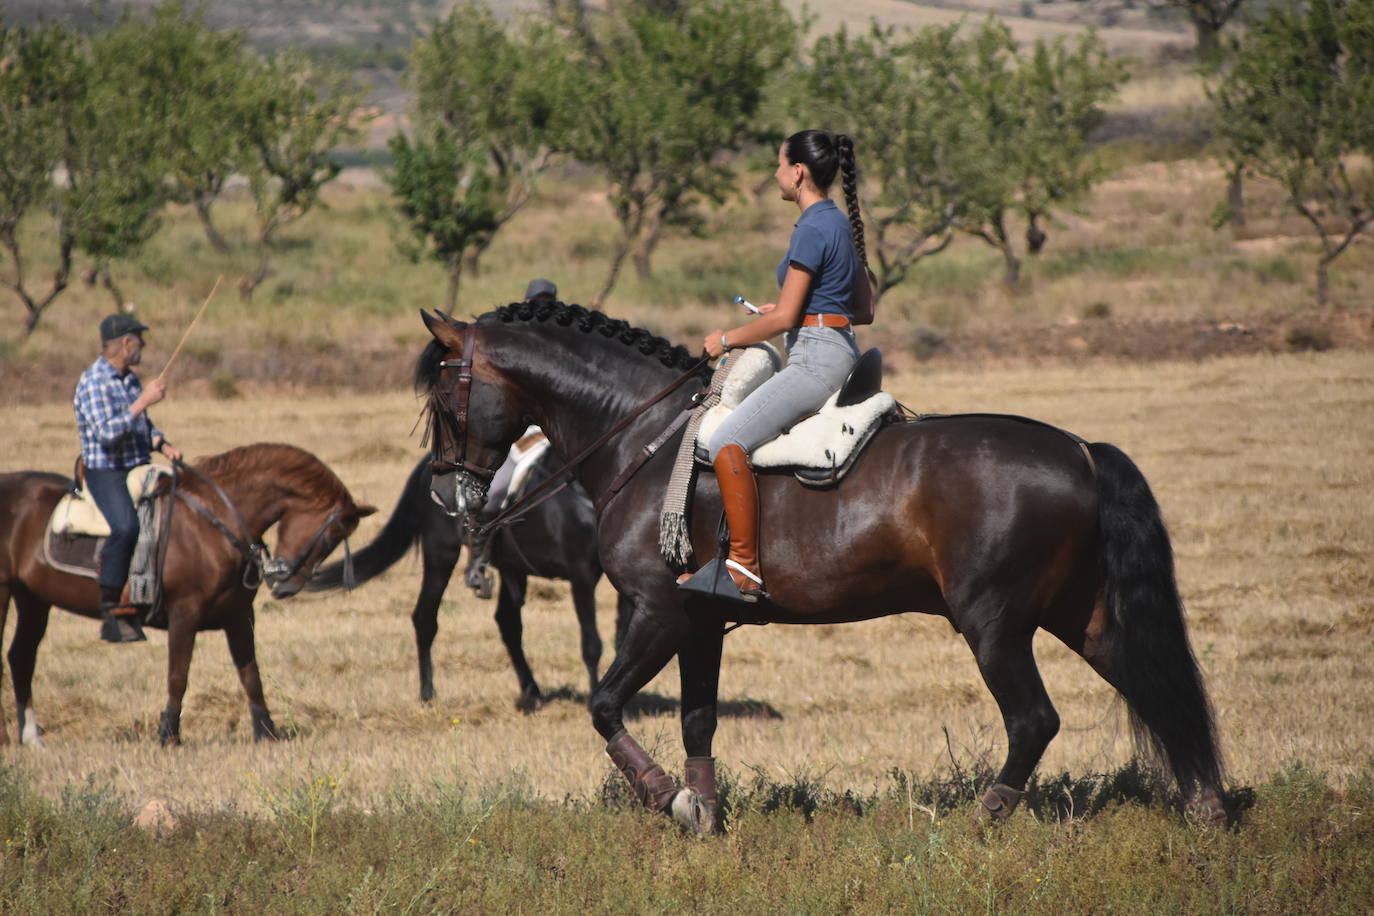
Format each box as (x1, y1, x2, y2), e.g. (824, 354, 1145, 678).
(775, 198, 859, 317)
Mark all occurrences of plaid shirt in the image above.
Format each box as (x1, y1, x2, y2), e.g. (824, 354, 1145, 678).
(73, 356, 162, 470)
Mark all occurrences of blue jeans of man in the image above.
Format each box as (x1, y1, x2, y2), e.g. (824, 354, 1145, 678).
(86, 467, 139, 591)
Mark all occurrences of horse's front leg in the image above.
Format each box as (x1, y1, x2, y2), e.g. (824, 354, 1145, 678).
(224, 612, 278, 741)
(7, 593, 51, 748)
(591, 597, 688, 816)
(673, 615, 726, 835)
(159, 612, 198, 747)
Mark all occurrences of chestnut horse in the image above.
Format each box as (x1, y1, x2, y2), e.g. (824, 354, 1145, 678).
(417, 303, 1225, 833)
(0, 443, 375, 747)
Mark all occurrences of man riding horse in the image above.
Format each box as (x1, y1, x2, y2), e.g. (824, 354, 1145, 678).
(73, 312, 183, 643)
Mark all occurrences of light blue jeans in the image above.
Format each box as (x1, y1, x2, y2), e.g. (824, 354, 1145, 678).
(707, 326, 860, 461)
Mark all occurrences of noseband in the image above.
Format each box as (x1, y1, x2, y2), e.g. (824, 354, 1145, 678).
(262, 507, 354, 589)
(426, 322, 499, 528)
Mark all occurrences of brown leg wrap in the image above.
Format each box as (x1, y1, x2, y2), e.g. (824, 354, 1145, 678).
(684, 756, 720, 832)
(606, 730, 678, 813)
(977, 783, 1024, 823)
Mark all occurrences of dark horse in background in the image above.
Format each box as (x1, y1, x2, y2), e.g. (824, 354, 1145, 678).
(418, 302, 1226, 834)
(0, 443, 374, 746)
(310, 454, 632, 709)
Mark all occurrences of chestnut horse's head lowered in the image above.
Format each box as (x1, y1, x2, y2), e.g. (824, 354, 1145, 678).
(187, 443, 378, 599)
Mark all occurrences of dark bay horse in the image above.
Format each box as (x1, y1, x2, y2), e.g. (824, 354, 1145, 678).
(309, 454, 632, 709)
(0, 443, 375, 747)
(417, 302, 1225, 834)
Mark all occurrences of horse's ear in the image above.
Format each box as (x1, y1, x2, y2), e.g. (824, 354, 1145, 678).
(420, 309, 467, 349)
(355, 504, 378, 519)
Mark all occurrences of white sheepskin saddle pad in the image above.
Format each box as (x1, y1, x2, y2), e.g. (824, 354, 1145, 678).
(695, 344, 894, 473)
(50, 464, 169, 537)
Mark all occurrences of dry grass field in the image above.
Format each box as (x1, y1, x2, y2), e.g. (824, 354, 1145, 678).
(2, 349, 1370, 818)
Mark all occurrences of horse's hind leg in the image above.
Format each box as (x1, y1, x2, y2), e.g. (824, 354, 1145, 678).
(0, 583, 9, 745)
(224, 612, 278, 742)
(570, 577, 603, 693)
(493, 571, 540, 712)
(960, 603, 1060, 822)
(591, 601, 688, 816)
(6, 591, 51, 748)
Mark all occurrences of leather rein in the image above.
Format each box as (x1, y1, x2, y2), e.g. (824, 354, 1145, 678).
(170, 459, 353, 590)
(428, 322, 711, 540)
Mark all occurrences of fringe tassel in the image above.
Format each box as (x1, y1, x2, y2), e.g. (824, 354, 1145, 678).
(659, 510, 693, 566)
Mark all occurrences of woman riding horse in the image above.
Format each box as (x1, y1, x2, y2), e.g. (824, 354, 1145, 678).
(682, 130, 874, 603)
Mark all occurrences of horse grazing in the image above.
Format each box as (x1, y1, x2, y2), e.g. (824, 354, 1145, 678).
(309, 454, 632, 709)
(0, 443, 375, 747)
(417, 302, 1226, 834)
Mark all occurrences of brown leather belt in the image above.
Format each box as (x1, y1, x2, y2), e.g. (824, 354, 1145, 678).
(800, 313, 850, 328)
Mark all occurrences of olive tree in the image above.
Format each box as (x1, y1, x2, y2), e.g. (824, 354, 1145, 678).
(542, 0, 798, 306)
(388, 2, 552, 306)
(1211, 0, 1374, 305)
(238, 55, 363, 299)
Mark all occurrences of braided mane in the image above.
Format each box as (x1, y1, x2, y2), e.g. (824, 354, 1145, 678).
(492, 300, 702, 371)
(415, 301, 704, 395)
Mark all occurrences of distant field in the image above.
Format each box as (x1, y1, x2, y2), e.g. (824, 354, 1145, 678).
(2, 351, 1370, 817)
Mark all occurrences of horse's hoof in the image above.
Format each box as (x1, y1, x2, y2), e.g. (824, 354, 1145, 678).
(161, 735, 181, 748)
(973, 783, 1023, 827)
(671, 788, 718, 836)
(515, 689, 541, 714)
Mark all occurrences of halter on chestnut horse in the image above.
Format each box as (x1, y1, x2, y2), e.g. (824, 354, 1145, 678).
(418, 302, 1225, 832)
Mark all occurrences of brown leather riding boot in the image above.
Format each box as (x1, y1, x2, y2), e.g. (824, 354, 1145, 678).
(714, 444, 766, 598)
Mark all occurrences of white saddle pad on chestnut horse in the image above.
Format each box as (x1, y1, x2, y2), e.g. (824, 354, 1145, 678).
(693, 344, 894, 482)
(49, 464, 169, 537)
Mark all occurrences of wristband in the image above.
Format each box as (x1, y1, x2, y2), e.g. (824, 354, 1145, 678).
(720, 331, 729, 351)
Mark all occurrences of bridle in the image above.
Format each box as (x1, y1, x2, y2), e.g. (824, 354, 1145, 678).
(424, 319, 711, 539)
(424, 323, 496, 531)
(172, 459, 354, 589)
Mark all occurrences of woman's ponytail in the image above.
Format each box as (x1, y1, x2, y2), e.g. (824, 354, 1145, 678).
(834, 134, 875, 285)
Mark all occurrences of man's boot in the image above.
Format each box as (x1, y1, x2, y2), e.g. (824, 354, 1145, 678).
(99, 584, 146, 644)
(715, 444, 766, 600)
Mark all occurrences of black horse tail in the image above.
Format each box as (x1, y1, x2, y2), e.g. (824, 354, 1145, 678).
(1089, 441, 1224, 801)
(308, 459, 432, 592)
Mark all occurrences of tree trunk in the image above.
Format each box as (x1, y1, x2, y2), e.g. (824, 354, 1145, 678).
(1192, 15, 1221, 60)
(239, 239, 271, 301)
(632, 208, 667, 282)
(446, 252, 463, 312)
(1226, 165, 1246, 227)
(594, 235, 632, 309)
(195, 197, 232, 253)
(97, 260, 126, 309)
(5, 229, 72, 338)
(1003, 246, 1021, 287)
(1315, 256, 1330, 306)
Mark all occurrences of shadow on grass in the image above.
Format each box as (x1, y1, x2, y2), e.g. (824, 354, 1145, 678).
(533, 686, 783, 721)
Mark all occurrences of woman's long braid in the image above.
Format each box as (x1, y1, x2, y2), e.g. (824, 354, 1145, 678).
(834, 134, 876, 286)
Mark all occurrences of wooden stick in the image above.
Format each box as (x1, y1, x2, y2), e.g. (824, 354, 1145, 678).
(156, 275, 221, 384)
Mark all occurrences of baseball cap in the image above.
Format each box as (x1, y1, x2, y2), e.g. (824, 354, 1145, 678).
(523, 278, 557, 301)
(99, 313, 150, 343)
